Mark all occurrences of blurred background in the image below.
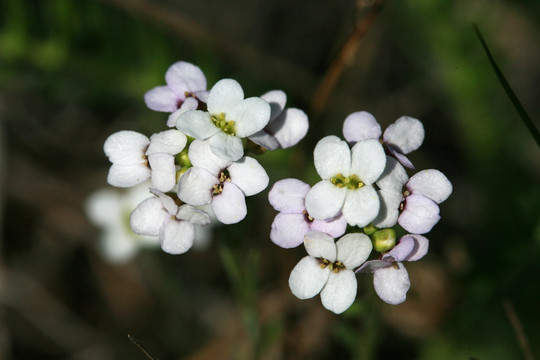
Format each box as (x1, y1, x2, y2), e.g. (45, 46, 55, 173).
(1, 0, 539, 359)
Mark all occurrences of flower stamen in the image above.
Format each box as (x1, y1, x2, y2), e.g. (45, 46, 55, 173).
(211, 112, 237, 135)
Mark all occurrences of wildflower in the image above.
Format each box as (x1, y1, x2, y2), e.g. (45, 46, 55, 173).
(177, 139, 269, 224)
(130, 189, 211, 254)
(104, 129, 186, 192)
(268, 178, 347, 248)
(248, 90, 309, 150)
(289, 231, 372, 314)
(372, 156, 409, 228)
(357, 234, 429, 304)
(175, 79, 271, 161)
(304, 135, 386, 227)
(342, 111, 424, 168)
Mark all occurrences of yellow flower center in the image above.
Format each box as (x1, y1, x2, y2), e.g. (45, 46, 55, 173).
(211, 112, 236, 135)
(330, 173, 364, 189)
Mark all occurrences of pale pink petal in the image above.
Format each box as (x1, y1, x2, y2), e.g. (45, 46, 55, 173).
(165, 61, 206, 97)
(398, 194, 440, 234)
(350, 139, 386, 185)
(211, 182, 247, 224)
(310, 213, 347, 239)
(313, 136, 351, 179)
(407, 169, 452, 204)
(303, 231, 337, 262)
(320, 269, 357, 314)
(304, 180, 347, 221)
(383, 234, 429, 262)
(335, 233, 372, 269)
(230, 97, 271, 137)
(159, 219, 195, 254)
(355, 259, 392, 273)
(167, 97, 199, 127)
(130, 197, 168, 236)
(383, 116, 424, 154)
(228, 157, 269, 196)
(386, 144, 415, 169)
(144, 86, 178, 112)
(209, 132, 244, 161)
(270, 213, 310, 248)
(342, 111, 382, 144)
(207, 79, 244, 115)
(373, 263, 410, 305)
(268, 178, 310, 214)
(177, 167, 218, 206)
(342, 186, 380, 227)
(289, 256, 330, 299)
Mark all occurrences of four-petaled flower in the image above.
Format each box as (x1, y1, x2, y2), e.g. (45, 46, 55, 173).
(305, 135, 386, 227)
(175, 79, 271, 161)
(268, 178, 347, 248)
(289, 231, 372, 314)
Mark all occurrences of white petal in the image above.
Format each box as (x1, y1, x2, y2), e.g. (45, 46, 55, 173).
(107, 164, 151, 188)
(376, 156, 409, 193)
(146, 129, 187, 155)
(148, 153, 176, 192)
(248, 131, 279, 151)
(209, 132, 244, 161)
(398, 194, 440, 234)
(85, 189, 122, 226)
(304, 180, 347, 220)
(104, 131, 149, 165)
(207, 78, 244, 115)
(177, 167, 218, 206)
(175, 204, 212, 226)
(144, 86, 178, 112)
(268, 178, 310, 213)
(310, 214, 348, 239)
(99, 227, 140, 263)
(211, 182, 247, 224)
(230, 97, 271, 137)
(383, 116, 424, 154)
(130, 197, 167, 236)
(228, 156, 269, 196)
(149, 188, 178, 215)
(342, 186, 380, 227)
(355, 259, 393, 273)
(165, 61, 206, 97)
(159, 219, 195, 254)
(176, 110, 220, 139)
(342, 111, 382, 144)
(289, 256, 330, 299)
(350, 139, 386, 185)
(320, 269, 357, 314)
(261, 89, 287, 121)
(167, 97, 199, 127)
(383, 234, 429, 262)
(313, 136, 351, 179)
(303, 231, 337, 262)
(188, 139, 231, 176)
(371, 189, 403, 228)
(373, 263, 410, 305)
(407, 169, 452, 204)
(270, 213, 310, 248)
(266, 108, 309, 149)
(335, 233, 372, 269)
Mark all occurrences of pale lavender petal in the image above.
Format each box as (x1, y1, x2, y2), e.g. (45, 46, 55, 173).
(177, 167, 218, 206)
(193, 90, 209, 103)
(336, 233, 372, 269)
(209, 132, 244, 161)
(176, 110, 220, 139)
(342, 186, 380, 227)
(159, 219, 195, 254)
(376, 156, 408, 193)
(148, 153, 176, 192)
(304, 180, 347, 221)
(188, 139, 231, 177)
(268, 178, 310, 214)
(342, 111, 382, 144)
(381, 236, 415, 263)
(371, 189, 403, 228)
(248, 131, 280, 151)
(144, 86, 178, 112)
(373, 263, 410, 305)
(165, 61, 206, 97)
(107, 164, 151, 188)
(104, 131, 149, 165)
(289, 256, 330, 299)
(175, 204, 212, 226)
(320, 269, 357, 314)
(310, 213, 347, 238)
(230, 97, 271, 137)
(261, 90, 287, 121)
(313, 136, 351, 179)
(266, 108, 309, 149)
(207, 79, 244, 116)
(383, 116, 424, 154)
(407, 169, 452, 204)
(303, 231, 336, 262)
(228, 156, 269, 196)
(398, 194, 440, 234)
(386, 144, 415, 169)
(167, 97, 199, 127)
(130, 197, 168, 236)
(350, 139, 386, 185)
(355, 259, 392, 273)
(270, 213, 310, 248)
(212, 182, 247, 224)
(394, 234, 429, 262)
(146, 129, 187, 156)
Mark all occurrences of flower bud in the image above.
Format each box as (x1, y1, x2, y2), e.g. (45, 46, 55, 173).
(363, 224, 378, 235)
(372, 228, 396, 253)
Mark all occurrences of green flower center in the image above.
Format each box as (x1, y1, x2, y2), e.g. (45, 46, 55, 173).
(330, 173, 364, 189)
(212, 112, 236, 135)
(320, 258, 346, 273)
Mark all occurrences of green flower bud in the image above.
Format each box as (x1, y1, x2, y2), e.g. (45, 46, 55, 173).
(372, 228, 397, 253)
(363, 224, 378, 235)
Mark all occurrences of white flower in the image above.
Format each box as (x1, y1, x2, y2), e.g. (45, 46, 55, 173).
(104, 129, 187, 192)
(130, 189, 211, 254)
(175, 79, 271, 161)
(357, 234, 429, 305)
(288, 231, 372, 314)
(85, 184, 157, 264)
(248, 90, 309, 150)
(176, 139, 269, 224)
(304, 136, 386, 227)
(372, 156, 409, 228)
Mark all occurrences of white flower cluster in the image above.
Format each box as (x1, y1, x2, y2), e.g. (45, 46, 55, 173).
(269, 111, 452, 313)
(100, 61, 309, 256)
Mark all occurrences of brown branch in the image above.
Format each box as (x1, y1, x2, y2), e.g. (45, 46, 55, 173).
(503, 299, 535, 360)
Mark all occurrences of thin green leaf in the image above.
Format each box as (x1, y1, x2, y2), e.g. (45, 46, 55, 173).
(474, 24, 540, 147)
